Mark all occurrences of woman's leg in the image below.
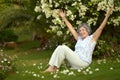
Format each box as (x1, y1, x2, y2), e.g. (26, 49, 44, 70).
(60, 45, 89, 69)
(44, 45, 65, 72)
(48, 45, 66, 68)
(45, 45, 89, 72)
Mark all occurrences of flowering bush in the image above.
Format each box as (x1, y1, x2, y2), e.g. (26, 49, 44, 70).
(34, 0, 120, 55)
(34, 0, 120, 36)
(0, 49, 16, 80)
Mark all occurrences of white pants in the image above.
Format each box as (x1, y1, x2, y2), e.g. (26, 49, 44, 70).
(49, 45, 89, 69)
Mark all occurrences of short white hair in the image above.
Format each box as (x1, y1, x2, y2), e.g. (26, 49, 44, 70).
(77, 23, 92, 35)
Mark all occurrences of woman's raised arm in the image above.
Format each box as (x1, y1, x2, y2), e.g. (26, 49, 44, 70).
(59, 10, 78, 40)
(92, 7, 113, 41)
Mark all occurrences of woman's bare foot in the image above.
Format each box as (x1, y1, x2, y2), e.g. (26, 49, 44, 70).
(44, 66, 57, 72)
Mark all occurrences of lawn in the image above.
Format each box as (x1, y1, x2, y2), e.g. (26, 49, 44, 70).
(4, 49, 120, 80)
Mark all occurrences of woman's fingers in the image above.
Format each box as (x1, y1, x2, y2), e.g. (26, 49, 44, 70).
(105, 6, 114, 17)
(59, 9, 66, 17)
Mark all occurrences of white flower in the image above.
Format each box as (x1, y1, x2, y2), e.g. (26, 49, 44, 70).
(72, 2, 77, 6)
(69, 15, 76, 21)
(1, 60, 4, 63)
(4, 58, 7, 61)
(25, 70, 28, 73)
(61, 69, 69, 74)
(37, 15, 42, 20)
(16, 71, 19, 74)
(115, 6, 120, 11)
(33, 63, 36, 66)
(37, 66, 40, 69)
(66, 30, 70, 35)
(87, 18, 97, 26)
(85, 67, 91, 73)
(65, 6, 68, 10)
(32, 72, 35, 74)
(41, 0, 45, 3)
(86, 68, 89, 72)
(110, 67, 113, 70)
(89, 71, 93, 74)
(53, 74, 57, 78)
(116, 58, 120, 63)
(41, 3, 48, 9)
(50, 72, 53, 75)
(52, 9, 59, 18)
(0, 49, 3, 52)
(95, 68, 99, 71)
(88, 67, 91, 70)
(44, 8, 52, 18)
(111, 16, 120, 26)
(33, 74, 37, 77)
(82, 71, 87, 75)
(97, 0, 113, 11)
(40, 63, 43, 65)
(52, 18, 61, 24)
(68, 71, 75, 76)
(7, 61, 10, 64)
(97, 0, 107, 11)
(56, 69, 59, 72)
(49, 0, 52, 4)
(66, 10, 72, 16)
(50, 25, 59, 32)
(76, 21, 82, 25)
(37, 74, 40, 77)
(57, 31, 63, 36)
(37, 66, 43, 69)
(34, 6, 41, 12)
(41, 76, 45, 79)
(81, 5, 88, 12)
(40, 66, 43, 69)
(77, 69, 81, 72)
(108, 0, 114, 7)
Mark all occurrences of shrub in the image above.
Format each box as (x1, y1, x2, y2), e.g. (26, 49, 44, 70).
(93, 40, 113, 58)
(0, 29, 18, 43)
(34, 0, 120, 56)
(0, 49, 16, 80)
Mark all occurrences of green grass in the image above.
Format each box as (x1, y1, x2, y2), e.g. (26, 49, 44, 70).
(4, 49, 120, 80)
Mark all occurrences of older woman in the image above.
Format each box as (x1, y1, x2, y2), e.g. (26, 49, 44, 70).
(44, 7, 113, 72)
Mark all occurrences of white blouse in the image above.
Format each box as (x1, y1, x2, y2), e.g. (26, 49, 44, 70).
(74, 35, 96, 64)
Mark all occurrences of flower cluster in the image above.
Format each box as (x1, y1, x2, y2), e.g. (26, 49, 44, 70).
(97, 0, 114, 11)
(34, 0, 119, 37)
(0, 49, 16, 80)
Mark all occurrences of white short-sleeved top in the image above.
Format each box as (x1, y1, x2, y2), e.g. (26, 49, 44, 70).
(74, 35, 96, 64)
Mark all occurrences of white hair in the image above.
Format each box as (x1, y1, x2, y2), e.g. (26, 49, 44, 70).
(77, 23, 92, 35)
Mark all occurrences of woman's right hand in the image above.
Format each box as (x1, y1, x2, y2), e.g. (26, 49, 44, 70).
(59, 10, 66, 18)
(105, 6, 114, 17)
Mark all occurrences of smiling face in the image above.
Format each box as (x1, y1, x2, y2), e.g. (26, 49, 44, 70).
(79, 27, 89, 39)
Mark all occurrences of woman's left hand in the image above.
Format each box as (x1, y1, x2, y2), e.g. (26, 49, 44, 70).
(105, 6, 114, 17)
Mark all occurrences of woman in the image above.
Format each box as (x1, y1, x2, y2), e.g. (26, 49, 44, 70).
(44, 7, 113, 72)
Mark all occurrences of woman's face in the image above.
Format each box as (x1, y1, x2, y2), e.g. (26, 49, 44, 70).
(79, 27, 89, 39)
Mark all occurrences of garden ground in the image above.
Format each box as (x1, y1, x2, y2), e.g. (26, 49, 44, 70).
(4, 49, 120, 80)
